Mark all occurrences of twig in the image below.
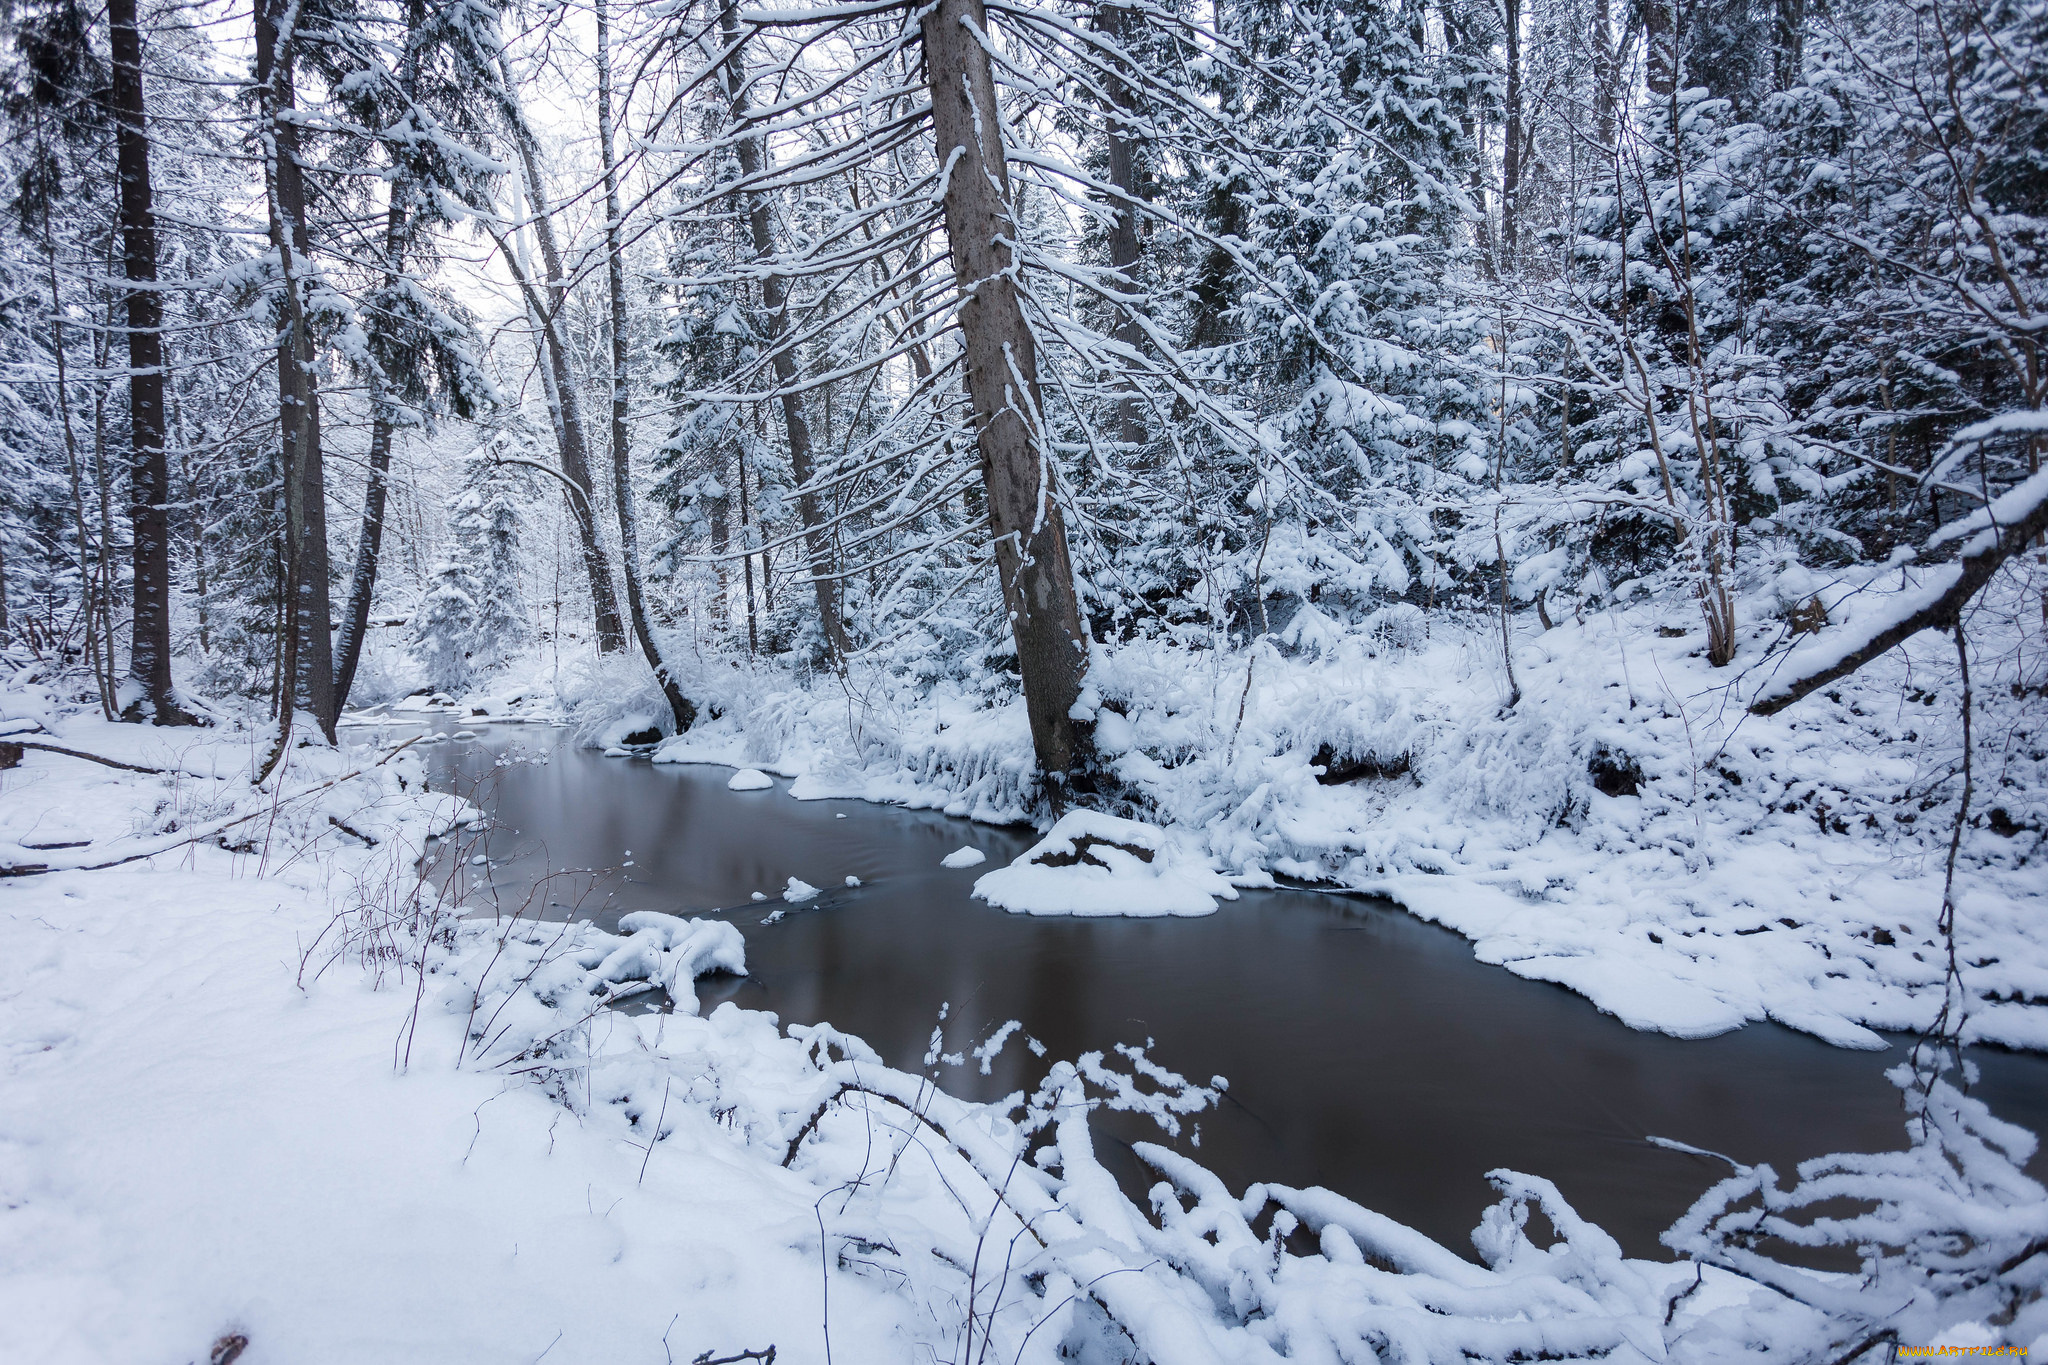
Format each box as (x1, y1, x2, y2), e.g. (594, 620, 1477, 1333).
(637, 1078, 672, 1186)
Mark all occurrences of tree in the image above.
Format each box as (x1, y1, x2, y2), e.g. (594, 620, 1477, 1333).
(108, 0, 192, 724)
(330, 0, 502, 712)
(596, 0, 698, 732)
(492, 58, 629, 657)
(920, 0, 1093, 789)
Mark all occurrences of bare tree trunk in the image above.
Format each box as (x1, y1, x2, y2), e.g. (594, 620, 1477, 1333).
(1772, 0, 1805, 91)
(499, 63, 628, 655)
(169, 374, 210, 654)
(710, 462, 731, 634)
(256, 0, 337, 740)
(597, 0, 696, 731)
(110, 0, 191, 724)
(1593, 0, 1618, 147)
(1501, 0, 1524, 265)
(331, 387, 392, 712)
(1642, 0, 1677, 98)
(737, 446, 759, 656)
(47, 234, 113, 718)
(1098, 0, 1148, 451)
(922, 0, 1092, 793)
(716, 0, 850, 664)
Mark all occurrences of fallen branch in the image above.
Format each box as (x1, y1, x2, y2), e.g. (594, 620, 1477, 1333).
(1751, 468, 2048, 715)
(0, 737, 425, 876)
(6, 739, 177, 775)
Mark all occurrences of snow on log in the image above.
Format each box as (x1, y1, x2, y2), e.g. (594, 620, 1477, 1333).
(1752, 467, 2048, 715)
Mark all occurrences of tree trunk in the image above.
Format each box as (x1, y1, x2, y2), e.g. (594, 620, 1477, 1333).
(500, 65, 628, 655)
(737, 447, 759, 656)
(256, 0, 337, 739)
(1773, 0, 1805, 92)
(333, 0, 425, 713)
(597, 0, 696, 732)
(1642, 0, 1677, 99)
(169, 375, 211, 654)
(1501, 0, 1524, 264)
(716, 0, 850, 665)
(110, 0, 191, 724)
(1593, 0, 1618, 148)
(331, 392, 392, 711)
(922, 0, 1092, 792)
(1098, 0, 1148, 451)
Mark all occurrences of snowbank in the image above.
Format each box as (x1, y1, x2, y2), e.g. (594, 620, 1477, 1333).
(972, 811, 1238, 917)
(636, 575, 2047, 1051)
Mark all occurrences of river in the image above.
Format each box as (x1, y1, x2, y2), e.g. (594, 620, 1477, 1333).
(407, 717, 2048, 1261)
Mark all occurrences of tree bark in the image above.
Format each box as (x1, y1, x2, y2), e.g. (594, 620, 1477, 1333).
(1773, 0, 1805, 92)
(716, 0, 850, 665)
(1098, 0, 1147, 451)
(1593, 0, 1619, 148)
(1642, 0, 1677, 99)
(1501, 0, 1524, 264)
(500, 65, 628, 655)
(597, 0, 696, 731)
(922, 0, 1092, 792)
(331, 393, 392, 711)
(110, 0, 191, 724)
(256, 0, 337, 740)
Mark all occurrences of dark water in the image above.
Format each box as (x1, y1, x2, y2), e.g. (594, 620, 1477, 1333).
(405, 719, 2048, 1262)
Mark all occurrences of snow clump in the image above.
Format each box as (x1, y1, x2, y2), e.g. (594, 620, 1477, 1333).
(973, 811, 1237, 917)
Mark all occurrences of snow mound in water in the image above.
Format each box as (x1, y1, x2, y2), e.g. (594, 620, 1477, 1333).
(940, 846, 986, 869)
(973, 811, 1236, 917)
(782, 877, 819, 903)
(727, 768, 773, 791)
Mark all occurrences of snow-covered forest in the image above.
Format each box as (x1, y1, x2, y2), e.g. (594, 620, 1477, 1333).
(1, 0, 2046, 1356)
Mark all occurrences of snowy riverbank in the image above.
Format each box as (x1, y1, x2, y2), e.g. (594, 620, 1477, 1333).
(5, 696, 2045, 1361)
(530, 580, 2048, 1055)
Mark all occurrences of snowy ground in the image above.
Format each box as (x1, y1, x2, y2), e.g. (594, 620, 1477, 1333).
(3, 677, 2044, 1361)
(599, 575, 2048, 1054)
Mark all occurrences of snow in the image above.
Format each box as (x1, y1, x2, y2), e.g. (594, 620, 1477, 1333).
(636, 572, 2046, 1051)
(0, 880, 906, 1365)
(938, 845, 985, 868)
(4, 697, 2043, 1362)
(782, 877, 820, 902)
(727, 768, 775, 791)
(972, 811, 1239, 917)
